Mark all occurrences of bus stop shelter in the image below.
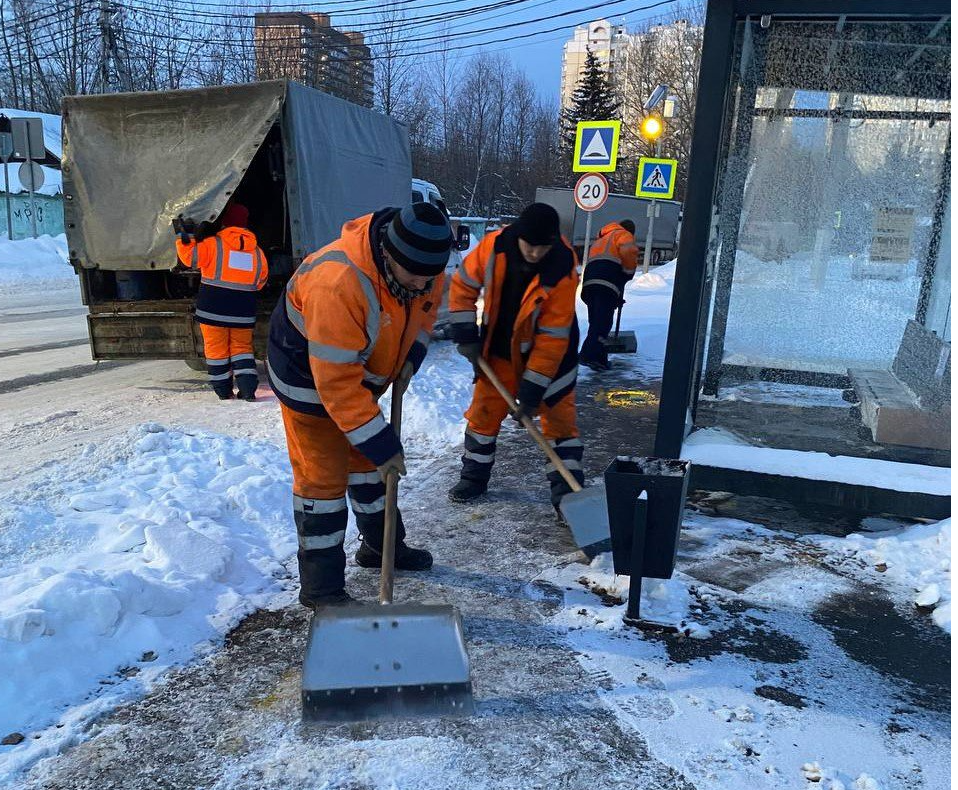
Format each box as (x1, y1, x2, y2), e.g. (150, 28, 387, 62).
(654, 0, 950, 519)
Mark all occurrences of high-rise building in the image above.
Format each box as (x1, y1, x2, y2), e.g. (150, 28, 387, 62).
(560, 20, 631, 111)
(254, 12, 373, 108)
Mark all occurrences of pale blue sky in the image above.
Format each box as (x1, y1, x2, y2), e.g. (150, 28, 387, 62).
(306, 0, 688, 105)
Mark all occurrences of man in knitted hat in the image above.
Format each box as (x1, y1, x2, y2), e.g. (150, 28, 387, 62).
(267, 203, 453, 608)
(447, 202, 585, 509)
(175, 201, 268, 401)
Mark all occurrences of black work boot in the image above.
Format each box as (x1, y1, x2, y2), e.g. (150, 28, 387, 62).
(355, 541, 433, 571)
(300, 589, 354, 610)
(448, 478, 488, 502)
(213, 386, 234, 400)
(238, 389, 257, 402)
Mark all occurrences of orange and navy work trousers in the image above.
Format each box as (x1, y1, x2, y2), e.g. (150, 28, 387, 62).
(199, 324, 257, 398)
(461, 355, 584, 505)
(280, 403, 406, 602)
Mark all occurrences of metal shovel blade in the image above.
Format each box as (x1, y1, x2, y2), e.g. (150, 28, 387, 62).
(302, 602, 474, 723)
(559, 485, 611, 558)
(603, 330, 638, 354)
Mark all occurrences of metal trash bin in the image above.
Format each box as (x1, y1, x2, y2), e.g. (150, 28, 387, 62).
(604, 456, 690, 578)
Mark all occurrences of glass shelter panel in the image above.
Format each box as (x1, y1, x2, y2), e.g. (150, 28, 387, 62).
(694, 17, 950, 466)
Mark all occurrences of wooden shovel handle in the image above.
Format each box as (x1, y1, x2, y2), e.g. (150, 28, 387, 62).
(476, 357, 583, 494)
(379, 389, 403, 605)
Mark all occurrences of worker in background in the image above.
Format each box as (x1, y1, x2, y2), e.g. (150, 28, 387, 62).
(579, 219, 638, 371)
(175, 203, 268, 400)
(447, 202, 584, 511)
(267, 203, 453, 609)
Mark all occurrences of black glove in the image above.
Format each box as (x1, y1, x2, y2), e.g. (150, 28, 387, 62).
(456, 343, 482, 377)
(172, 215, 198, 245)
(511, 401, 536, 424)
(194, 221, 217, 243)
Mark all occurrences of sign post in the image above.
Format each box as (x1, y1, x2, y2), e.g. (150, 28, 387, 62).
(574, 172, 609, 268)
(11, 117, 45, 239)
(636, 149, 678, 274)
(0, 132, 12, 240)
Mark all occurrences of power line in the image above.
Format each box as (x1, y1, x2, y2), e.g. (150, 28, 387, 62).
(126, 0, 678, 55)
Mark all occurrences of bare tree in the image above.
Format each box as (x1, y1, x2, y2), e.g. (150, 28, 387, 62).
(373, 0, 414, 117)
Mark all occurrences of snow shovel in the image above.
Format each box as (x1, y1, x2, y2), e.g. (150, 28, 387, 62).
(301, 384, 474, 723)
(476, 357, 611, 557)
(602, 303, 637, 355)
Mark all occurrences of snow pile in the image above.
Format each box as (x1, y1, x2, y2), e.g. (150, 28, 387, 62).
(382, 341, 472, 453)
(811, 518, 951, 632)
(0, 424, 296, 778)
(0, 233, 71, 289)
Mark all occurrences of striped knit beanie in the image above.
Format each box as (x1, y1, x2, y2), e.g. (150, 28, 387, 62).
(383, 203, 454, 276)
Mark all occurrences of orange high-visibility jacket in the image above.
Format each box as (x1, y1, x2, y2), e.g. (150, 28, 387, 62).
(588, 222, 638, 277)
(176, 227, 268, 327)
(448, 227, 580, 408)
(266, 212, 443, 466)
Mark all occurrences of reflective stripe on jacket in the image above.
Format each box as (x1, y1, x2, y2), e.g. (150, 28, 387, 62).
(448, 226, 579, 408)
(582, 222, 638, 299)
(266, 210, 442, 466)
(176, 227, 268, 327)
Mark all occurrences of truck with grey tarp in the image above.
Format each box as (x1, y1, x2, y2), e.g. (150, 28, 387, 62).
(63, 80, 412, 364)
(535, 186, 682, 264)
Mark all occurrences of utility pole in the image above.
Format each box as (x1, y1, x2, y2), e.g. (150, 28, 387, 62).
(97, 0, 132, 93)
(98, 0, 110, 93)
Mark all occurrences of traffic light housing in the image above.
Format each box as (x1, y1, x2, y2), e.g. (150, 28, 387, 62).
(640, 115, 663, 141)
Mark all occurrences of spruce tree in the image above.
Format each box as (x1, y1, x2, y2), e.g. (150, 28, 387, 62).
(561, 47, 621, 184)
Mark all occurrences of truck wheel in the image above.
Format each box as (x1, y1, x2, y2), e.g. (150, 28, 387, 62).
(185, 359, 206, 372)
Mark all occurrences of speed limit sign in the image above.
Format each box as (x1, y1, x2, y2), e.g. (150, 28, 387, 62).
(574, 173, 609, 212)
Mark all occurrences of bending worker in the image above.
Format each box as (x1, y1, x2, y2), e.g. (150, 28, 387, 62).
(175, 203, 268, 400)
(579, 219, 638, 371)
(447, 202, 584, 510)
(267, 203, 453, 608)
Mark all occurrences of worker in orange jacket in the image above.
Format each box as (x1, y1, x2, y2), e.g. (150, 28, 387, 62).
(447, 202, 584, 509)
(579, 219, 638, 371)
(267, 203, 453, 608)
(175, 203, 268, 400)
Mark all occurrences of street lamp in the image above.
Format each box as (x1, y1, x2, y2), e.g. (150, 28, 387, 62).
(638, 86, 679, 274)
(640, 115, 663, 142)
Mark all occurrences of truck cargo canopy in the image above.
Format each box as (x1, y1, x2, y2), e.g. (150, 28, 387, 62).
(63, 81, 286, 271)
(282, 82, 411, 258)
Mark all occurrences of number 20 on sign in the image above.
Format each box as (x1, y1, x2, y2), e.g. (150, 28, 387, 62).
(574, 173, 609, 212)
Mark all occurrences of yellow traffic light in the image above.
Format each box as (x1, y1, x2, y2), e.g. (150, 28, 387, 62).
(640, 115, 663, 141)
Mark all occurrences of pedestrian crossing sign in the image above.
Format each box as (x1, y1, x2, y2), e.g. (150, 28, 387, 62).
(635, 157, 678, 199)
(573, 120, 621, 172)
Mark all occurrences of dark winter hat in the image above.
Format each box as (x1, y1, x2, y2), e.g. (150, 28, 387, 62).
(221, 203, 249, 229)
(620, 219, 636, 235)
(384, 203, 454, 276)
(512, 203, 560, 246)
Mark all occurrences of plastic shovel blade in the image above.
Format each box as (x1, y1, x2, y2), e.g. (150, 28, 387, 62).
(559, 486, 611, 557)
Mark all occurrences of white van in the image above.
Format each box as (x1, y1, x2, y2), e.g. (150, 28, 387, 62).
(410, 178, 470, 338)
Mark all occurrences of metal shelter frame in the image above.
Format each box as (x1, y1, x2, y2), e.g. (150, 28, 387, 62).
(654, 0, 952, 463)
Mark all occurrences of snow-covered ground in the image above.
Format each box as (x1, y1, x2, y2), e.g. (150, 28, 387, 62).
(0, 425, 295, 775)
(0, 248, 950, 788)
(810, 518, 951, 633)
(0, 234, 72, 295)
(541, 513, 950, 789)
